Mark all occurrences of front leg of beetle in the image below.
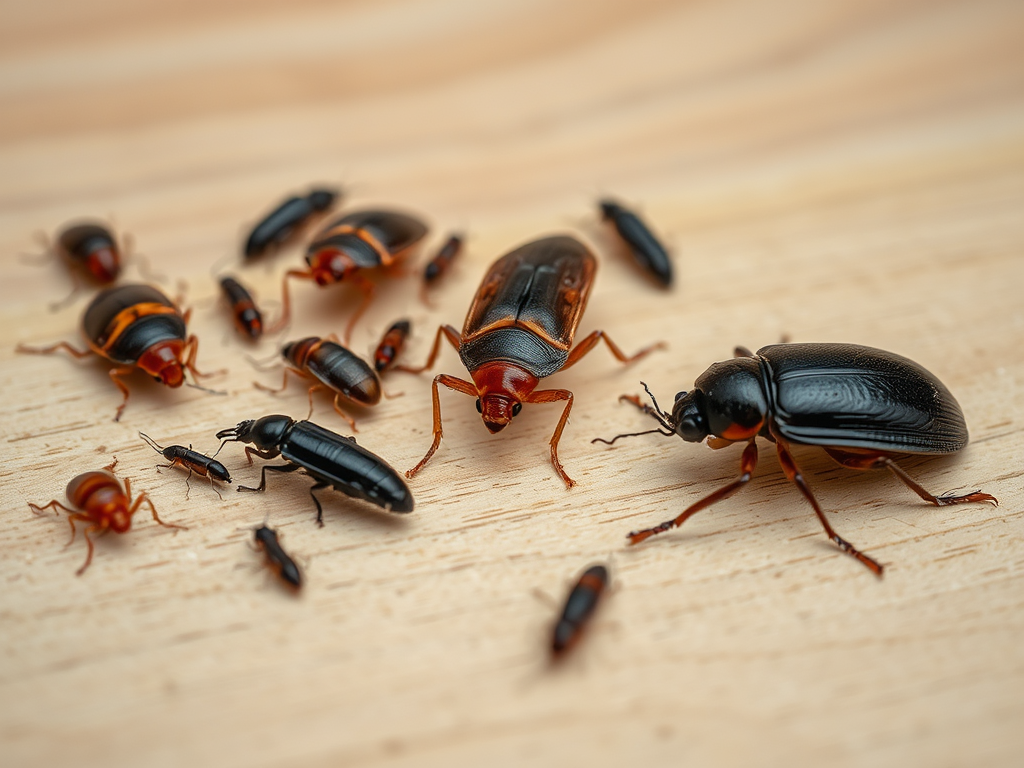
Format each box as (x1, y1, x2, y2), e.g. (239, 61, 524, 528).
(406, 373, 478, 479)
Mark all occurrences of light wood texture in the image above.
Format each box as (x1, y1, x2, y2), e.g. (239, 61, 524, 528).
(2, 1, 1023, 766)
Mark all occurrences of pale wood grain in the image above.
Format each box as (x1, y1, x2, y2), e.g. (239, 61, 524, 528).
(1, 1, 1023, 766)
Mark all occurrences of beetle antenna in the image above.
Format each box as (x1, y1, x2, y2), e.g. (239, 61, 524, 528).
(246, 350, 282, 371)
(186, 380, 228, 396)
(641, 382, 671, 420)
(138, 431, 165, 453)
(591, 428, 675, 446)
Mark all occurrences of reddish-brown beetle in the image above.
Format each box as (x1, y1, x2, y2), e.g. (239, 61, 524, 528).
(402, 235, 663, 487)
(28, 459, 186, 575)
(268, 209, 428, 342)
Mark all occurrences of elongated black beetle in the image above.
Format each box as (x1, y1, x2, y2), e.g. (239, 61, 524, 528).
(254, 524, 302, 589)
(599, 200, 672, 288)
(552, 563, 608, 658)
(216, 415, 414, 526)
(596, 343, 997, 576)
(244, 187, 339, 260)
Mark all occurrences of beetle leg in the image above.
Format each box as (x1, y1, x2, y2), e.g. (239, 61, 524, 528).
(266, 268, 314, 334)
(48, 273, 84, 312)
(237, 463, 302, 493)
(822, 448, 998, 507)
(628, 440, 759, 544)
(406, 374, 478, 479)
(127, 487, 187, 531)
(75, 524, 105, 576)
(28, 499, 75, 517)
(309, 481, 330, 527)
(524, 388, 576, 488)
(340, 273, 376, 346)
(559, 330, 665, 372)
(774, 439, 883, 577)
(63, 512, 92, 547)
(394, 325, 462, 374)
(254, 366, 306, 395)
(15, 340, 93, 359)
(244, 446, 281, 465)
(330, 393, 358, 433)
(107, 365, 135, 422)
(182, 334, 224, 379)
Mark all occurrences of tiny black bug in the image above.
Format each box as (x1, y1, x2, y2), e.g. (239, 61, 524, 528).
(254, 524, 302, 589)
(244, 187, 339, 260)
(139, 432, 231, 499)
(596, 343, 997, 576)
(552, 563, 608, 658)
(599, 199, 672, 288)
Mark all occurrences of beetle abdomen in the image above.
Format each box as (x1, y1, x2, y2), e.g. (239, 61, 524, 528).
(307, 342, 380, 404)
(759, 343, 968, 453)
(281, 422, 414, 512)
(459, 327, 569, 378)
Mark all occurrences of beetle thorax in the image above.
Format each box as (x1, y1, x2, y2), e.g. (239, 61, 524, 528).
(471, 362, 537, 433)
(137, 340, 185, 387)
(692, 357, 768, 441)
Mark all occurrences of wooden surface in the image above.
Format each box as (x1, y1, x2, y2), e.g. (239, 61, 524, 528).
(2, 1, 1023, 766)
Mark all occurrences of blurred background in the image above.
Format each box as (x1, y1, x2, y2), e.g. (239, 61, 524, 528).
(1, 1, 1023, 766)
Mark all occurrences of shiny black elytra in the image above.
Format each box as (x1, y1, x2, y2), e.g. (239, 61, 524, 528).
(552, 564, 608, 658)
(597, 343, 997, 576)
(254, 525, 302, 589)
(219, 275, 263, 340)
(216, 415, 414, 526)
(139, 431, 231, 500)
(244, 187, 339, 260)
(599, 199, 672, 288)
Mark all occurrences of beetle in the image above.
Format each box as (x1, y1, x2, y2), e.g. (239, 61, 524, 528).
(598, 199, 672, 288)
(421, 233, 463, 304)
(595, 343, 998, 576)
(373, 319, 411, 373)
(215, 415, 414, 526)
(253, 524, 302, 589)
(28, 459, 186, 575)
(16, 283, 220, 421)
(254, 336, 381, 431)
(267, 209, 428, 342)
(401, 235, 664, 488)
(219, 275, 263, 340)
(24, 221, 127, 310)
(552, 563, 609, 658)
(243, 187, 339, 260)
(139, 431, 232, 499)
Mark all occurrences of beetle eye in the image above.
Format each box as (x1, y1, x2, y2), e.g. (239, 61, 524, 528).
(511, 403, 522, 417)
(677, 412, 707, 442)
(674, 391, 688, 402)
(475, 398, 482, 413)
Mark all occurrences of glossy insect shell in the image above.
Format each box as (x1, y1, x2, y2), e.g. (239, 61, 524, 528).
(220, 276, 262, 339)
(254, 525, 302, 588)
(283, 337, 381, 406)
(599, 200, 672, 287)
(306, 209, 428, 273)
(221, 416, 414, 513)
(82, 284, 188, 384)
(58, 222, 120, 283)
(459, 235, 596, 378)
(552, 564, 608, 655)
(674, 343, 969, 452)
(65, 470, 133, 533)
(244, 188, 339, 259)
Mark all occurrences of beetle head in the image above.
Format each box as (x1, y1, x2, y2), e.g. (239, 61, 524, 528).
(306, 250, 352, 285)
(137, 341, 185, 388)
(670, 390, 709, 442)
(477, 395, 522, 433)
(215, 415, 292, 454)
(86, 248, 120, 283)
(108, 506, 132, 533)
(691, 357, 768, 441)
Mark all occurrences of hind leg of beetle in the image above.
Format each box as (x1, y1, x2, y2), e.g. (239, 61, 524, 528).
(238, 463, 302, 493)
(628, 440, 760, 544)
(75, 524, 105, 576)
(341, 274, 376, 346)
(560, 330, 666, 371)
(28, 499, 75, 517)
(265, 269, 311, 334)
(182, 334, 226, 379)
(774, 439, 883, 576)
(822, 448, 998, 507)
(254, 366, 305, 396)
(406, 374, 478, 479)
(48, 274, 84, 312)
(308, 481, 330, 527)
(524, 388, 576, 488)
(394, 324, 462, 374)
(15, 340, 93, 359)
(125, 481, 186, 531)
(331, 394, 358, 432)
(108, 366, 135, 422)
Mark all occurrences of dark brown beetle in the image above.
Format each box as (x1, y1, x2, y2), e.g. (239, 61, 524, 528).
(598, 200, 672, 288)
(597, 343, 998, 576)
(243, 187, 339, 260)
(255, 336, 381, 431)
(402, 235, 663, 487)
(552, 563, 609, 658)
(268, 209, 428, 342)
(16, 283, 220, 420)
(373, 319, 411, 374)
(219, 275, 263, 340)
(421, 233, 463, 304)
